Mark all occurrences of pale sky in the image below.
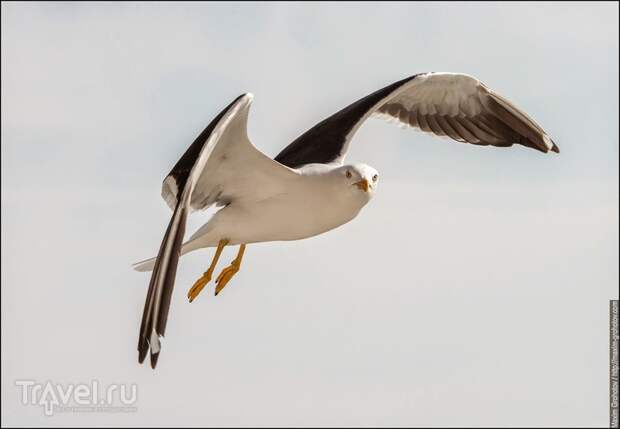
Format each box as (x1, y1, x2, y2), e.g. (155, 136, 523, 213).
(1, 2, 618, 427)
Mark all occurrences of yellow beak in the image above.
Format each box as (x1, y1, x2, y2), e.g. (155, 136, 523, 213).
(354, 178, 370, 192)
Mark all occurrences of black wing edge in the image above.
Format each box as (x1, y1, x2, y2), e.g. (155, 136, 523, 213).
(274, 74, 420, 169)
(137, 94, 246, 369)
(137, 196, 188, 368)
(164, 94, 248, 202)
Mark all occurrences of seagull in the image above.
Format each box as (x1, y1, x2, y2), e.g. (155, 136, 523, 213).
(134, 72, 559, 368)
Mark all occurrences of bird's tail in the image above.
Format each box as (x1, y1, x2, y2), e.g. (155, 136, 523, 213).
(132, 257, 157, 272)
(132, 236, 206, 272)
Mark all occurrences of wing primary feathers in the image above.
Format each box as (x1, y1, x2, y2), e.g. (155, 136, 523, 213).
(452, 117, 481, 143)
(435, 115, 464, 142)
(483, 92, 551, 153)
(417, 111, 431, 132)
(138, 190, 190, 368)
(426, 115, 446, 136)
(550, 140, 560, 153)
(383, 73, 558, 153)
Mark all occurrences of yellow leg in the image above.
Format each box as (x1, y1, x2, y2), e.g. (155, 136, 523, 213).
(187, 239, 229, 303)
(215, 244, 246, 296)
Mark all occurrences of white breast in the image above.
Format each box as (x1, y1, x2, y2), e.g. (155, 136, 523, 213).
(193, 170, 370, 247)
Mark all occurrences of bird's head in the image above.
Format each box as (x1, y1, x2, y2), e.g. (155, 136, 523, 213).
(339, 163, 379, 199)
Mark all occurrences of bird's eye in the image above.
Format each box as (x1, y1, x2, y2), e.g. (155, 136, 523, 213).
(372, 174, 378, 182)
(346, 171, 352, 179)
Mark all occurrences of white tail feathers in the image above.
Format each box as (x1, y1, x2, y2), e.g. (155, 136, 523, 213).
(132, 257, 157, 272)
(132, 238, 205, 273)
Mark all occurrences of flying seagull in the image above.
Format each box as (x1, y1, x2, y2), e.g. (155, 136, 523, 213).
(134, 72, 558, 368)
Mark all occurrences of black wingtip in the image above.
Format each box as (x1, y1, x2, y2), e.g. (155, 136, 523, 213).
(138, 346, 148, 364)
(150, 351, 160, 369)
(551, 141, 560, 153)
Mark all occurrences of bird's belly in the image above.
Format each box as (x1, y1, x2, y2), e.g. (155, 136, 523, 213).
(221, 194, 364, 245)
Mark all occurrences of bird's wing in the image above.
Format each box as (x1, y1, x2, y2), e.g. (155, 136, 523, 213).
(138, 93, 298, 368)
(161, 95, 298, 212)
(274, 72, 558, 168)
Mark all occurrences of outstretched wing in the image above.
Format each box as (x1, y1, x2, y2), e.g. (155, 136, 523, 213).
(275, 73, 558, 169)
(161, 96, 298, 212)
(138, 94, 298, 369)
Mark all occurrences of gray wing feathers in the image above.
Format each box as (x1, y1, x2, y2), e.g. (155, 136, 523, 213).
(375, 73, 559, 153)
(275, 73, 557, 170)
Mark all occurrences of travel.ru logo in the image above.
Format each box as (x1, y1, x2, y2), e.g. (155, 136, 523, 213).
(15, 380, 138, 416)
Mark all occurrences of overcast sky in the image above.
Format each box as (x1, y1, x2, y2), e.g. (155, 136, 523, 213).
(2, 2, 618, 427)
